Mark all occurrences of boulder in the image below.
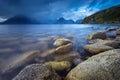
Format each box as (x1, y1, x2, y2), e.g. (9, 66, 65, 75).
(87, 31, 107, 40)
(116, 28, 120, 35)
(13, 64, 61, 80)
(55, 43, 73, 54)
(66, 49, 120, 80)
(88, 39, 119, 48)
(54, 38, 72, 47)
(45, 61, 71, 72)
(84, 43, 113, 55)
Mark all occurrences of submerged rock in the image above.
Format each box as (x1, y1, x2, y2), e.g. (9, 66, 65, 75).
(84, 43, 113, 55)
(55, 43, 73, 54)
(54, 38, 72, 47)
(13, 64, 61, 80)
(45, 61, 71, 72)
(66, 49, 120, 80)
(54, 51, 82, 66)
(1, 50, 41, 80)
(105, 26, 119, 32)
(87, 31, 107, 40)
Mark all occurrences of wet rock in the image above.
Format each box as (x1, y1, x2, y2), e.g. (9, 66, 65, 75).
(54, 51, 82, 66)
(103, 41, 119, 49)
(105, 26, 119, 32)
(88, 39, 119, 48)
(114, 36, 120, 48)
(13, 64, 61, 80)
(84, 43, 113, 55)
(36, 49, 82, 67)
(55, 43, 73, 54)
(66, 49, 120, 80)
(116, 28, 120, 35)
(66, 34, 74, 40)
(45, 61, 71, 72)
(87, 31, 107, 40)
(54, 38, 72, 47)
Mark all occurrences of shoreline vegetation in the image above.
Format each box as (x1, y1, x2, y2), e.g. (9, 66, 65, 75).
(1, 26, 120, 80)
(82, 5, 120, 24)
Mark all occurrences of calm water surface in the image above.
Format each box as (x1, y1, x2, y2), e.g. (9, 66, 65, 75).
(0, 24, 120, 77)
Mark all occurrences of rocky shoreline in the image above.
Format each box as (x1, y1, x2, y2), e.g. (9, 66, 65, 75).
(1, 26, 120, 80)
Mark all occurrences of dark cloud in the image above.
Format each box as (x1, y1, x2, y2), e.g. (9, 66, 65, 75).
(0, 0, 120, 21)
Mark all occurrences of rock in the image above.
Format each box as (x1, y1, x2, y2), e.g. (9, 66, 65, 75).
(55, 43, 73, 54)
(66, 49, 120, 80)
(13, 64, 61, 80)
(35, 49, 82, 67)
(54, 51, 82, 66)
(88, 39, 119, 48)
(1, 50, 41, 80)
(36, 49, 82, 67)
(116, 28, 120, 35)
(84, 43, 113, 55)
(45, 61, 71, 72)
(115, 36, 120, 43)
(103, 41, 119, 49)
(105, 26, 119, 32)
(87, 31, 107, 40)
(66, 34, 74, 40)
(114, 36, 120, 47)
(54, 38, 72, 47)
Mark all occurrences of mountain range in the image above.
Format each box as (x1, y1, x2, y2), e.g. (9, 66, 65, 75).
(0, 15, 41, 24)
(1, 4, 120, 24)
(0, 16, 82, 24)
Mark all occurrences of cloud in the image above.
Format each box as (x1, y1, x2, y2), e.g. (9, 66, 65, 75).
(0, 0, 120, 21)
(0, 17, 7, 22)
(62, 6, 99, 21)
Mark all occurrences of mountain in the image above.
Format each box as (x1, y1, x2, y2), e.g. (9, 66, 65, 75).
(0, 15, 41, 24)
(55, 17, 75, 24)
(75, 19, 83, 24)
(82, 5, 120, 24)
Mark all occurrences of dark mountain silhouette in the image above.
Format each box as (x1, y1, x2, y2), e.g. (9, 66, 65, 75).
(82, 5, 120, 24)
(55, 17, 75, 24)
(1, 15, 41, 24)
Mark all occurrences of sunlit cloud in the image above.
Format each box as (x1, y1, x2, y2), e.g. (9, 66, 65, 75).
(0, 17, 7, 22)
(62, 6, 99, 21)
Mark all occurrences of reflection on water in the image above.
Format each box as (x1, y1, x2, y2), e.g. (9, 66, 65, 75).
(0, 24, 120, 79)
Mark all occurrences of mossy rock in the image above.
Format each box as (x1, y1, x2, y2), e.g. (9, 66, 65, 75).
(45, 61, 71, 71)
(13, 64, 61, 80)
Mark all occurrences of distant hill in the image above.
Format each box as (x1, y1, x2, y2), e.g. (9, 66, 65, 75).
(75, 19, 83, 24)
(0, 15, 41, 24)
(55, 17, 75, 24)
(82, 5, 120, 24)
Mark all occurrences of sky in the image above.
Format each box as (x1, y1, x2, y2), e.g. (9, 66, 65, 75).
(0, 0, 120, 22)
